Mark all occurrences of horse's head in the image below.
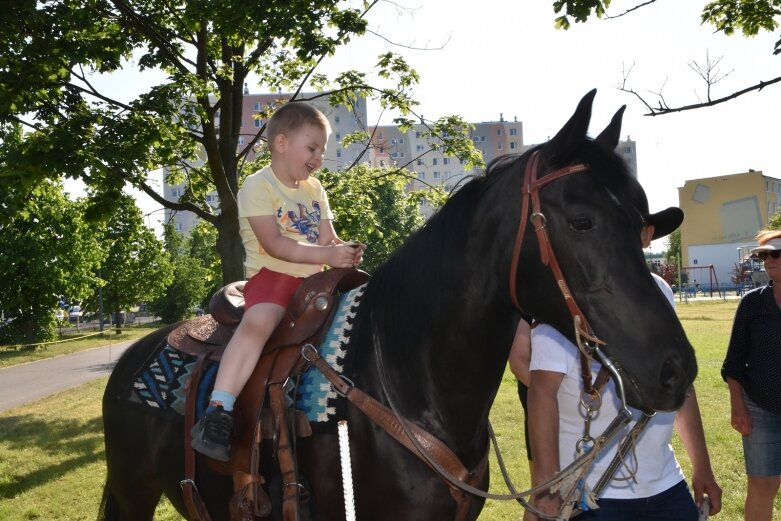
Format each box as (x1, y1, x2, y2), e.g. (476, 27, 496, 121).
(513, 90, 696, 412)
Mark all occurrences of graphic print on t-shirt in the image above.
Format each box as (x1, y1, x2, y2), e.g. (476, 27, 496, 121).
(280, 200, 321, 244)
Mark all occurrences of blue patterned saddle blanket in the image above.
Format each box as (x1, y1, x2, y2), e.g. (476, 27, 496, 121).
(127, 284, 365, 431)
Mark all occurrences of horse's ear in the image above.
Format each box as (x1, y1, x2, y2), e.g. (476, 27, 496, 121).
(546, 89, 597, 160)
(594, 105, 626, 151)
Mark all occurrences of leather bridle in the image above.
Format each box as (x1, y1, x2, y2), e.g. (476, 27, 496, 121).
(509, 150, 609, 395)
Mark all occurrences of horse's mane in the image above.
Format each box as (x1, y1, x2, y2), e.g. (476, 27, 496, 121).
(357, 152, 528, 363)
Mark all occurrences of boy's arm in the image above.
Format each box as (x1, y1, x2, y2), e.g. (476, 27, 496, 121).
(317, 219, 342, 246)
(249, 215, 356, 268)
(673, 386, 722, 515)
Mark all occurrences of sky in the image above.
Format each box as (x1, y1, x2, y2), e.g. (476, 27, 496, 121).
(90, 0, 781, 246)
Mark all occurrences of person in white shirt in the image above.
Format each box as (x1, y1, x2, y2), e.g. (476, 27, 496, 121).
(524, 219, 722, 520)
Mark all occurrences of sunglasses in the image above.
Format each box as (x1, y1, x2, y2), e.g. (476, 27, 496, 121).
(757, 250, 781, 261)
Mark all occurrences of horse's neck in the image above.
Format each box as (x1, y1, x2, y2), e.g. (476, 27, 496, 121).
(353, 283, 513, 446)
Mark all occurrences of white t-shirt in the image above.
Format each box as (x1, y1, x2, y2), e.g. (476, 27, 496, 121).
(529, 274, 684, 499)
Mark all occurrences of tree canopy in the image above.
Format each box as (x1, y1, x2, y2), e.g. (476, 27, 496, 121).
(95, 194, 173, 320)
(0, 0, 479, 284)
(320, 163, 429, 273)
(149, 222, 208, 323)
(0, 178, 104, 343)
(555, 0, 781, 114)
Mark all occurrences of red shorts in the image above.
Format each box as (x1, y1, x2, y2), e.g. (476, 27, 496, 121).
(243, 268, 304, 308)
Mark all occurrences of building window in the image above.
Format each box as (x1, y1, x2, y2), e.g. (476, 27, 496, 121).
(418, 171, 425, 180)
(416, 131, 421, 138)
(509, 128, 517, 136)
(254, 119, 262, 128)
(336, 149, 342, 158)
(510, 142, 517, 150)
(432, 158, 439, 165)
(416, 144, 424, 151)
(433, 171, 441, 179)
(254, 102, 261, 111)
(380, 160, 386, 167)
(399, 138, 405, 144)
(335, 116, 340, 124)
(238, 136, 245, 145)
(497, 129, 502, 136)
(336, 132, 341, 141)
(443, 157, 451, 165)
(378, 132, 384, 140)
(417, 159, 424, 166)
(498, 143, 503, 150)
(480, 136, 486, 142)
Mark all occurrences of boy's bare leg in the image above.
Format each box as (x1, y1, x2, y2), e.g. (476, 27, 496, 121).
(213, 302, 286, 397)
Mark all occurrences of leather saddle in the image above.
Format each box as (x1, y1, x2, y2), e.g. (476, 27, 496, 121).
(170, 267, 370, 521)
(169, 267, 369, 360)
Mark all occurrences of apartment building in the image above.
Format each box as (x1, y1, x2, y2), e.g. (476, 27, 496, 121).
(369, 115, 524, 218)
(678, 170, 781, 290)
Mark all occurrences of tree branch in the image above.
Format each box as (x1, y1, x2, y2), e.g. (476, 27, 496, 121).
(107, 0, 195, 76)
(605, 0, 658, 20)
(67, 78, 134, 112)
(620, 76, 781, 116)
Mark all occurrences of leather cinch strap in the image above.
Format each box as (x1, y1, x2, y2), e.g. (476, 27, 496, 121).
(182, 352, 215, 521)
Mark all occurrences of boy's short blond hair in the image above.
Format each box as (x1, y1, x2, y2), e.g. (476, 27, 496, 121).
(266, 102, 331, 146)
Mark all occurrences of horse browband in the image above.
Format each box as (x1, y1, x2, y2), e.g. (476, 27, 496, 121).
(509, 150, 608, 395)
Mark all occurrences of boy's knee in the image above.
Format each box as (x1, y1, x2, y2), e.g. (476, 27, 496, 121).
(242, 304, 284, 333)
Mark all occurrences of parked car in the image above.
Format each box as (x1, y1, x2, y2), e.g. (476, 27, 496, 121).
(68, 305, 83, 323)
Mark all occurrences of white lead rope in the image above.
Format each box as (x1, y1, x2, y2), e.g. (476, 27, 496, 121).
(338, 420, 357, 521)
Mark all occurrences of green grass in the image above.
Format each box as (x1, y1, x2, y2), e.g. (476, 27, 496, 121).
(0, 300, 777, 520)
(0, 323, 164, 368)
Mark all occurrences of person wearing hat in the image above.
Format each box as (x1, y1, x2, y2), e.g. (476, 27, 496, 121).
(722, 229, 781, 521)
(520, 207, 722, 521)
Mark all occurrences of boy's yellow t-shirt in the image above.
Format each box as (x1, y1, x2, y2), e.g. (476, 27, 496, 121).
(237, 165, 334, 278)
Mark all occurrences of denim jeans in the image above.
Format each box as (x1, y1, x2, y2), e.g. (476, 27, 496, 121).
(743, 391, 781, 476)
(572, 480, 698, 521)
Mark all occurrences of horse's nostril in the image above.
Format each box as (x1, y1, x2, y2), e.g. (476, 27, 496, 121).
(659, 354, 686, 396)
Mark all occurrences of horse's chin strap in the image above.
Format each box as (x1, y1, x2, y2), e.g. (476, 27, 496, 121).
(509, 150, 608, 395)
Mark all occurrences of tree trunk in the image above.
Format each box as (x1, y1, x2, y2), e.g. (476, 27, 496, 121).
(215, 210, 245, 285)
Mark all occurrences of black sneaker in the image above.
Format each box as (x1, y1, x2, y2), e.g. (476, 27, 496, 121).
(191, 406, 233, 462)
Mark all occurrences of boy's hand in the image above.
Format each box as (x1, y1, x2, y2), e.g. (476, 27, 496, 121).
(328, 242, 364, 268)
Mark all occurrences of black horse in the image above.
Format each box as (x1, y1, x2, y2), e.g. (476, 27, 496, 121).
(98, 90, 697, 521)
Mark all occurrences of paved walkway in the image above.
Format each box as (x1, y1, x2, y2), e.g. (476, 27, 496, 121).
(0, 340, 134, 413)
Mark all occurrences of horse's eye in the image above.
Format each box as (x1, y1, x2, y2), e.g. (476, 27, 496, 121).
(569, 217, 593, 232)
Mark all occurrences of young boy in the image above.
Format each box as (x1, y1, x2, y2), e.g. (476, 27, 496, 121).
(191, 102, 365, 461)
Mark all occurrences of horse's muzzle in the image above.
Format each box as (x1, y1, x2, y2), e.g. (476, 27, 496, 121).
(654, 352, 697, 411)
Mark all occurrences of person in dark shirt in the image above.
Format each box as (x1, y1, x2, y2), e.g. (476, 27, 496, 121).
(722, 230, 781, 521)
